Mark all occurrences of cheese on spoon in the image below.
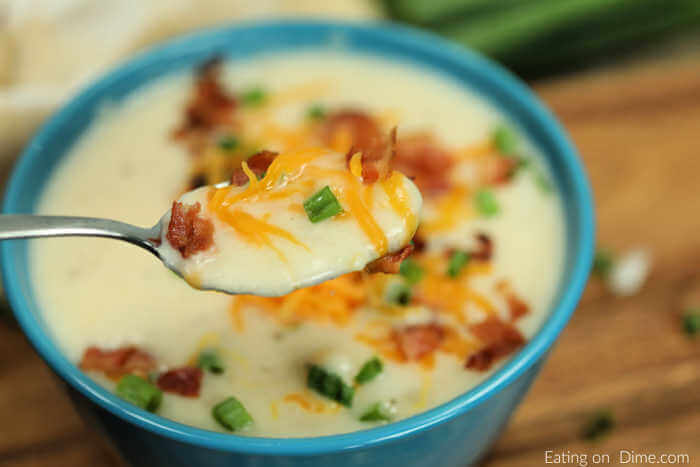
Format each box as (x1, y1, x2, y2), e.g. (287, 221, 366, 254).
(156, 141, 422, 296)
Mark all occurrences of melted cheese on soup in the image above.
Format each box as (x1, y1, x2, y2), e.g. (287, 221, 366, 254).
(31, 52, 565, 437)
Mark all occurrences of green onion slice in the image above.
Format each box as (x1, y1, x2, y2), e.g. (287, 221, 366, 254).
(386, 282, 412, 306)
(218, 135, 239, 151)
(682, 309, 700, 337)
(580, 409, 615, 441)
(116, 375, 162, 412)
(306, 104, 326, 120)
(241, 87, 267, 107)
(307, 365, 354, 407)
(474, 189, 500, 217)
(303, 186, 343, 223)
(359, 402, 393, 422)
(355, 357, 383, 384)
(197, 349, 225, 374)
(399, 259, 424, 285)
(447, 251, 470, 278)
(492, 125, 518, 155)
(592, 249, 614, 278)
(212, 397, 253, 431)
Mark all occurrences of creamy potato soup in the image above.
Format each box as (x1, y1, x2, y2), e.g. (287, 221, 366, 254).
(32, 52, 564, 437)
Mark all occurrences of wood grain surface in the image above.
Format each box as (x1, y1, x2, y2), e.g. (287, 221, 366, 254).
(0, 55, 698, 467)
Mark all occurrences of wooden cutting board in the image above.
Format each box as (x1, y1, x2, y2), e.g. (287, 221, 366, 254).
(0, 55, 698, 467)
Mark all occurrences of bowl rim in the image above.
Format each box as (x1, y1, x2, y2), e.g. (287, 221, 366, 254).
(1, 19, 594, 455)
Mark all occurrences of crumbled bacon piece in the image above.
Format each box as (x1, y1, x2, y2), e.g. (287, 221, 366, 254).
(188, 173, 208, 190)
(393, 133, 454, 196)
(465, 316, 525, 371)
(321, 110, 382, 154)
(352, 127, 397, 184)
(80, 346, 156, 380)
(506, 295, 529, 321)
(365, 244, 414, 274)
(320, 110, 397, 183)
(482, 156, 517, 185)
(156, 366, 203, 397)
(173, 58, 236, 139)
(495, 281, 530, 321)
(230, 150, 278, 186)
(166, 202, 214, 258)
(411, 233, 427, 253)
(394, 323, 445, 361)
(471, 233, 493, 261)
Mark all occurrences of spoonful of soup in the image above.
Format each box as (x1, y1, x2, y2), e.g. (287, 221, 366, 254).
(0, 131, 422, 296)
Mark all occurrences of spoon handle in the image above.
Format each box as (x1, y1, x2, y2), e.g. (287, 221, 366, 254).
(0, 215, 160, 254)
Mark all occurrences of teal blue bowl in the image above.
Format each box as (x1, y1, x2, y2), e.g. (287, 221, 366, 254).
(1, 20, 594, 466)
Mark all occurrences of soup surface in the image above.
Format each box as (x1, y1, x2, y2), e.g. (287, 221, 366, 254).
(32, 52, 564, 437)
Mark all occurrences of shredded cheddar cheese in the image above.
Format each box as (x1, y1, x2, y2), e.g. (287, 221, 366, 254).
(229, 299, 245, 332)
(283, 392, 327, 413)
(231, 273, 366, 327)
(382, 171, 417, 237)
(337, 176, 388, 254)
(421, 186, 473, 234)
(270, 402, 279, 420)
(452, 141, 494, 160)
(349, 152, 363, 178)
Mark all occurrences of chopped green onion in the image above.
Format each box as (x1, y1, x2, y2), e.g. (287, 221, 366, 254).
(241, 87, 267, 107)
(447, 251, 470, 278)
(116, 375, 162, 412)
(534, 170, 553, 193)
(386, 282, 412, 306)
(359, 402, 393, 422)
(399, 259, 424, 285)
(307, 364, 354, 407)
(218, 135, 239, 151)
(492, 125, 518, 155)
(515, 156, 531, 171)
(682, 309, 700, 337)
(303, 186, 343, 223)
(212, 397, 253, 431)
(355, 357, 383, 384)
(592, 249, 614, 278)
(198, 349, 225, 374)
(580, 409, 615, 441)
(474, 189, 500, 217)
(306, 104, 326, 120)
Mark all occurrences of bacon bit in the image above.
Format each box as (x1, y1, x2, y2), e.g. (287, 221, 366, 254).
(79, 346, 156, 380)
(394, 323, 445, 361)
(173, 58, 236, 139)
(230, 150, 278, 186)
(466, 316, 525, 371)
(188, 173, 208, 190)
(321, 110, 382, 155)
(352, 127, 397, 184)
(471, 233, 493, 261)
(495, 281, 530, 321)
(156, 366, 203, 397)
(506, 295, 529, 321)
(166, 201, 214, 258)
(393, 133, 454, 196)
(411, 233, 427, 253)
(365, 244, 414, 274)
(482, 156, 517, 185)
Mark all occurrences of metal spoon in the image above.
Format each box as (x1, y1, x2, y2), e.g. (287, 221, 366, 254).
(0, 214, 162, 257)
